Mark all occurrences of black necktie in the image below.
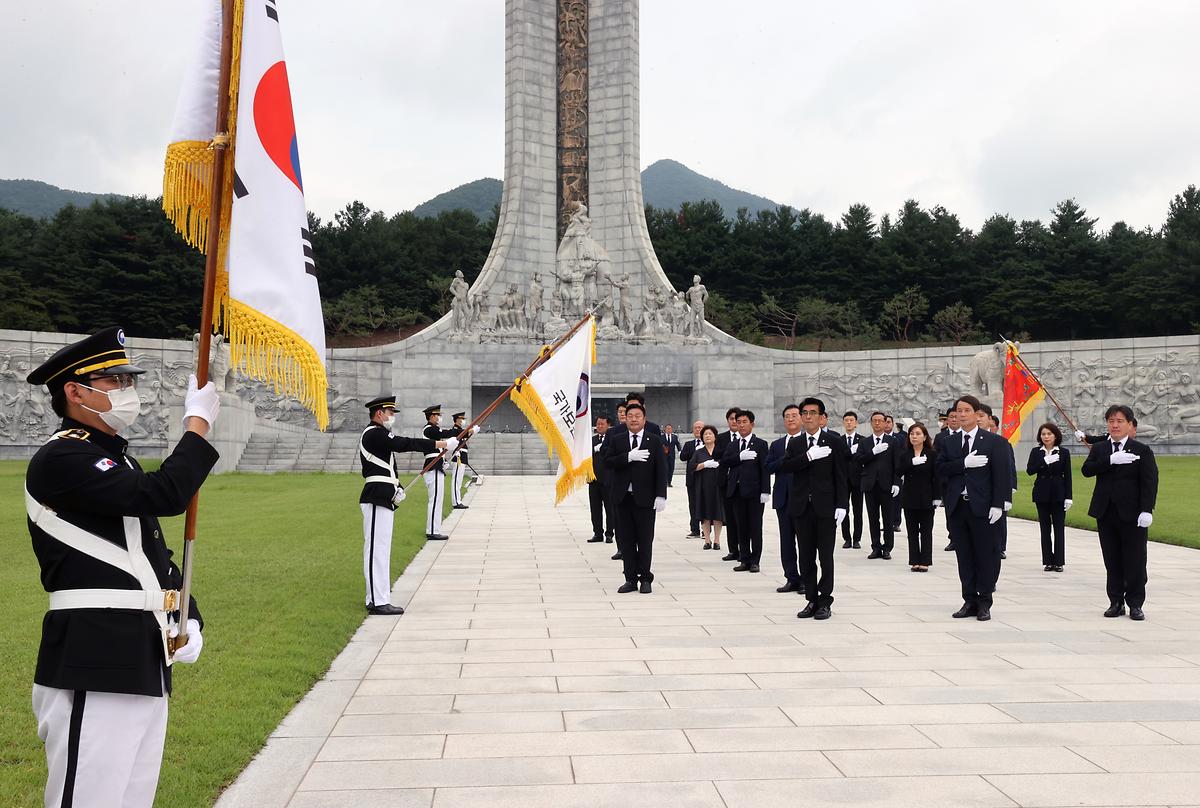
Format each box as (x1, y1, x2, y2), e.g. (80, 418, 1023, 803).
(808, 435, 816, 449)
(740, 438, 747, 452)
(1112, 440, 1121, 453)
(631, 434, 639, 450)
(962, 433, 970, 454)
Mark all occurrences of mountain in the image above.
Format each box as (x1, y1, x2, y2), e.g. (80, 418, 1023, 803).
(411, 159, 780, 220)
(0, 179, 123, 219)
(411, 178, 503, 221)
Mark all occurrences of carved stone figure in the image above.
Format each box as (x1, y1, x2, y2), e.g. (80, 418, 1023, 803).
(555, 201, 610, 322)
(526, 272, 544, 334)
(967, 341, 1006, 402)
(686, 275, 708, 337)
(192, 332, 234, 392)
(449, 269, 472, 333)
(611, 271, 632, 332)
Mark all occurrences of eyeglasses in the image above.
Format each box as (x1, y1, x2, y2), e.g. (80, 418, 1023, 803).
(800, 409, 821, 416)
(85, 373, 138, 391)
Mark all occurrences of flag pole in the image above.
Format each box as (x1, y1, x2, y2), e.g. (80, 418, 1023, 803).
(403, 309, 597, 487)
(171, 0, 236, 654)
(999, 335, 1083, 441)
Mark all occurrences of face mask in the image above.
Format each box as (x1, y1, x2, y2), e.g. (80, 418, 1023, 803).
(383, 416, 395, 431)
(79, 384, 141, 433)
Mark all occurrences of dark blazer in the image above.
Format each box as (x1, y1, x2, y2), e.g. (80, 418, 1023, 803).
(591, 432, 609, 486)
(898, 448, 941, 509)
(1003, 438, 1018, 496)
(1027, 446, 1072, 503)
(935, 427, 1011, 517)
(778, 429, 850, 518)
(714, 429, 734, 490)
(604, 430, 669, 507)
(604, 421, 662, 443)
(765, 434, 800, 510)
(840, 432, 864, 488)
(679, 436, 701, 485)
(855, 432, 902, 491)
(663, 433, 680, 457)
(1081, 438, 1158, 522)
(722, 434, 771, 499)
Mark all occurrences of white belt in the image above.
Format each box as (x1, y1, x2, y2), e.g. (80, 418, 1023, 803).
(49, 588, 180, 612)
(364, 475, 396, 485)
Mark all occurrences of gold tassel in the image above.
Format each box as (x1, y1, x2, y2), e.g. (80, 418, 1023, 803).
(511, 379, 593, 504)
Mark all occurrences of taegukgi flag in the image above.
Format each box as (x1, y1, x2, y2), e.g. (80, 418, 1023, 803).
(511, 317, 597, 503)
(162, 0, 328, 428)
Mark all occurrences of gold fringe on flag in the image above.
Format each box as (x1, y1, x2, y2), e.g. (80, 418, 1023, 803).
(162, 140, 215, 251)
(510, 377, 594, 504)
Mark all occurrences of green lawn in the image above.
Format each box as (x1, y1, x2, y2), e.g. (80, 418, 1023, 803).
(1009, 455, 1200, 549)
(0, 459, 459, 807)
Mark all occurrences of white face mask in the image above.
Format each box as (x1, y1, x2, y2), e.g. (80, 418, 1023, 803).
(79, 384, 141, 433)
(382, 416, 395, 431)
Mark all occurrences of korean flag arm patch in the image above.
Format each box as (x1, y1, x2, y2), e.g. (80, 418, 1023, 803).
(94, 458, 117, 472)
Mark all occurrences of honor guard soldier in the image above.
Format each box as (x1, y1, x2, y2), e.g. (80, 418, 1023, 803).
(449, 411, 471, 510)
(24, 326, 221, 808)
(422, 405, 475, 539)
(360, 396, 448, 615)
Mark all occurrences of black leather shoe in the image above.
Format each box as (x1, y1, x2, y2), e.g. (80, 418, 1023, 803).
(944, 542, 955, 551)
(1129, 607, 1145, 621)
(721, 553, 738, 561)
(617, 581, 638, 594)
(640, 581, 652, 594)
(588, 536, 604, 543)
(733, 563, 751, 572)
(1000, 551, 1006, 559)
(976, 607, 991, 621)
(952, 603, 978, 618)
(686, 533, 701, 539)
(367, 604, 404, 616)
(881, 552, 892, 560)
(1044, 565, 1053, 571)
(1104, 602, 1126, 618)
(1053, 565, 1063, 572)
(453, 504, 469, 510)
(852, 541, 861, 549)
(797, 602, 817, 619)
(814, 605, 831, 620)
(748, 564, 760, 573)
(867, 551, 882, 559)
(842, 541, 852, 548)
(605, 536, 614, 543)
(777, 581, 801, 593)
(426, 533, 449, 541)
(611, 552, 623, 560)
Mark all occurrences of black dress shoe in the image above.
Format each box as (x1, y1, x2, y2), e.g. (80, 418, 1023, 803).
(842, 541, 852, 548)
(852, 541, 861, 549)
(881, 551, 892, 560)
(588, 536, 604, 543)
(944, 542, 955, 551)
(733, 563, 751, 572)
(367, 604, 404, 616)
(1044, 565, 1053, 571)
(1000, 551, 1006, 559)
(813, 605, 831, 620)
(1129, 607, 1145, 621)
(453, 504, 469, 510)
(687, 533, 701, 539)
(777, 581, 801, 593)
(952, 603, 979, 618)
(605, 536, 614, 543)
(426, 533, 449, 541)
(640, 581, 652, 594)
(796, 602, 817, 618)
(1053, 565, 1063, 572)
(1104, 602, 1126, 618)
(867, 551, 882, 559)
(748, 564, 760, 573)
(617, 581, 638, 594)
(611, 552, 623, 560)
(976, 607, 991, 621)
(721, 553, 738, 561)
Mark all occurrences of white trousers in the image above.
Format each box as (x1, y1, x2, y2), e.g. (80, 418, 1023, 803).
(424, 468, 444, 535)
(362, 503, 395, 607)
(451, 456, 466, 506)
(33, 683, 168, 808)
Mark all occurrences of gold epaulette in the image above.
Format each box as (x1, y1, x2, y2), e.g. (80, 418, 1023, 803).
(52, 428, 91, 441)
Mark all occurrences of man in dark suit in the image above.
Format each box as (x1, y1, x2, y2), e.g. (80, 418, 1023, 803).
(981, 408, 1017, 560)
(723, 409, 771, 572)
(603, 393, 661, 562)
(935, 394, 1012, 621)
(887, 415, 906, 530)
(1081, 404, 1158, 620)
(679, 420, 704, 538)
(780, 397, 849, 620)
(603, 401, 668, 593)
(855, 411, 901, 559)
(588, 415, 615, 544)
(933, 406, 960, 551)
(662, 423, 681, 487)
(766, 404, 804, 593)
(715, 407, 741, 562)
(840, 410, 864, 548)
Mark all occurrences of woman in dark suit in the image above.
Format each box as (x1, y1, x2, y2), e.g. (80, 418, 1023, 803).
(899, 422, 940, 572)
(1027, 422, 1072, 572)
(689, 424, 725, 550)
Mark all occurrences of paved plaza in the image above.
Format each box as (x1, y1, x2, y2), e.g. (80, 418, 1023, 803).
(219, 476, 1200, 808)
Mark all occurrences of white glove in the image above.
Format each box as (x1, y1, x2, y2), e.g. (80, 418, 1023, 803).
(1074, 430, 1087, 443)
(445, 436, 460, 453)
(890, 485, 900, 497)
(872, 442, 889, 455)
(1043, 452, 1059, 465)
(703, 459, 720, 469)
(987, 507, 1003, 524)
(470, 424, 481, 435)
(834, 507, 847, 526)
(1063, 499, 1072, 511)
(738, 449, 758, 461)
(392, 486, 407, 505)
(932, 499, 942, 508)
(1110, 450, 1139, 465)
(963, 451, 989, 469)
(169, 618, 203, 664)
(1003, 501, 1012, 512)
(653, 496, 667, 513)
(1137, 511, 1153, 528)
(806, 444, 832, 461)
(759, 493, 770, 505)
(628, 448, 650, 463)
(183, 374, 220, 428)
(911, 455, 927, 466)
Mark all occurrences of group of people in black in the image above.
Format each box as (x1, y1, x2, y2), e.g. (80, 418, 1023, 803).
(587, 390, 1160, 624)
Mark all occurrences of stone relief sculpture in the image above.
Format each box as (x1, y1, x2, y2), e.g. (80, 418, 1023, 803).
(686, 275, 708, 338)
(967, 341, 1007, 404)
(557, 0, 589, 240)
(449, 269, 472, 334)
(192, 332, 234, 392)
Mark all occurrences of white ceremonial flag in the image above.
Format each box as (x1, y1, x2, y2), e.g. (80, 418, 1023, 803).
(163, 0, 328, 428)
(511, 317, 597, 503)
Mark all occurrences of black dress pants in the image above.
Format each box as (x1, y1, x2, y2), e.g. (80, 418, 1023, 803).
(904, 507, 934, 566)
(686, 480, 700, 534)
(1037, 501, 1065, 566)
(794, 503, 835, 606)
(841, 487, 863, 544)
(589, 482, 614, 539)
(616, 493, 656, 583)
(777, 507, 800, 584)
(1096, 508, 1147, 608)
(723, 494, 742, 557)
(729, 496, 763, 564)
(949, 502, 999, 608)
(864, 486, 895, 552)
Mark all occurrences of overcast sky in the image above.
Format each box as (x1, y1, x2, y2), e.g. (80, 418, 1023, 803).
(3, 1, 1197, 230)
